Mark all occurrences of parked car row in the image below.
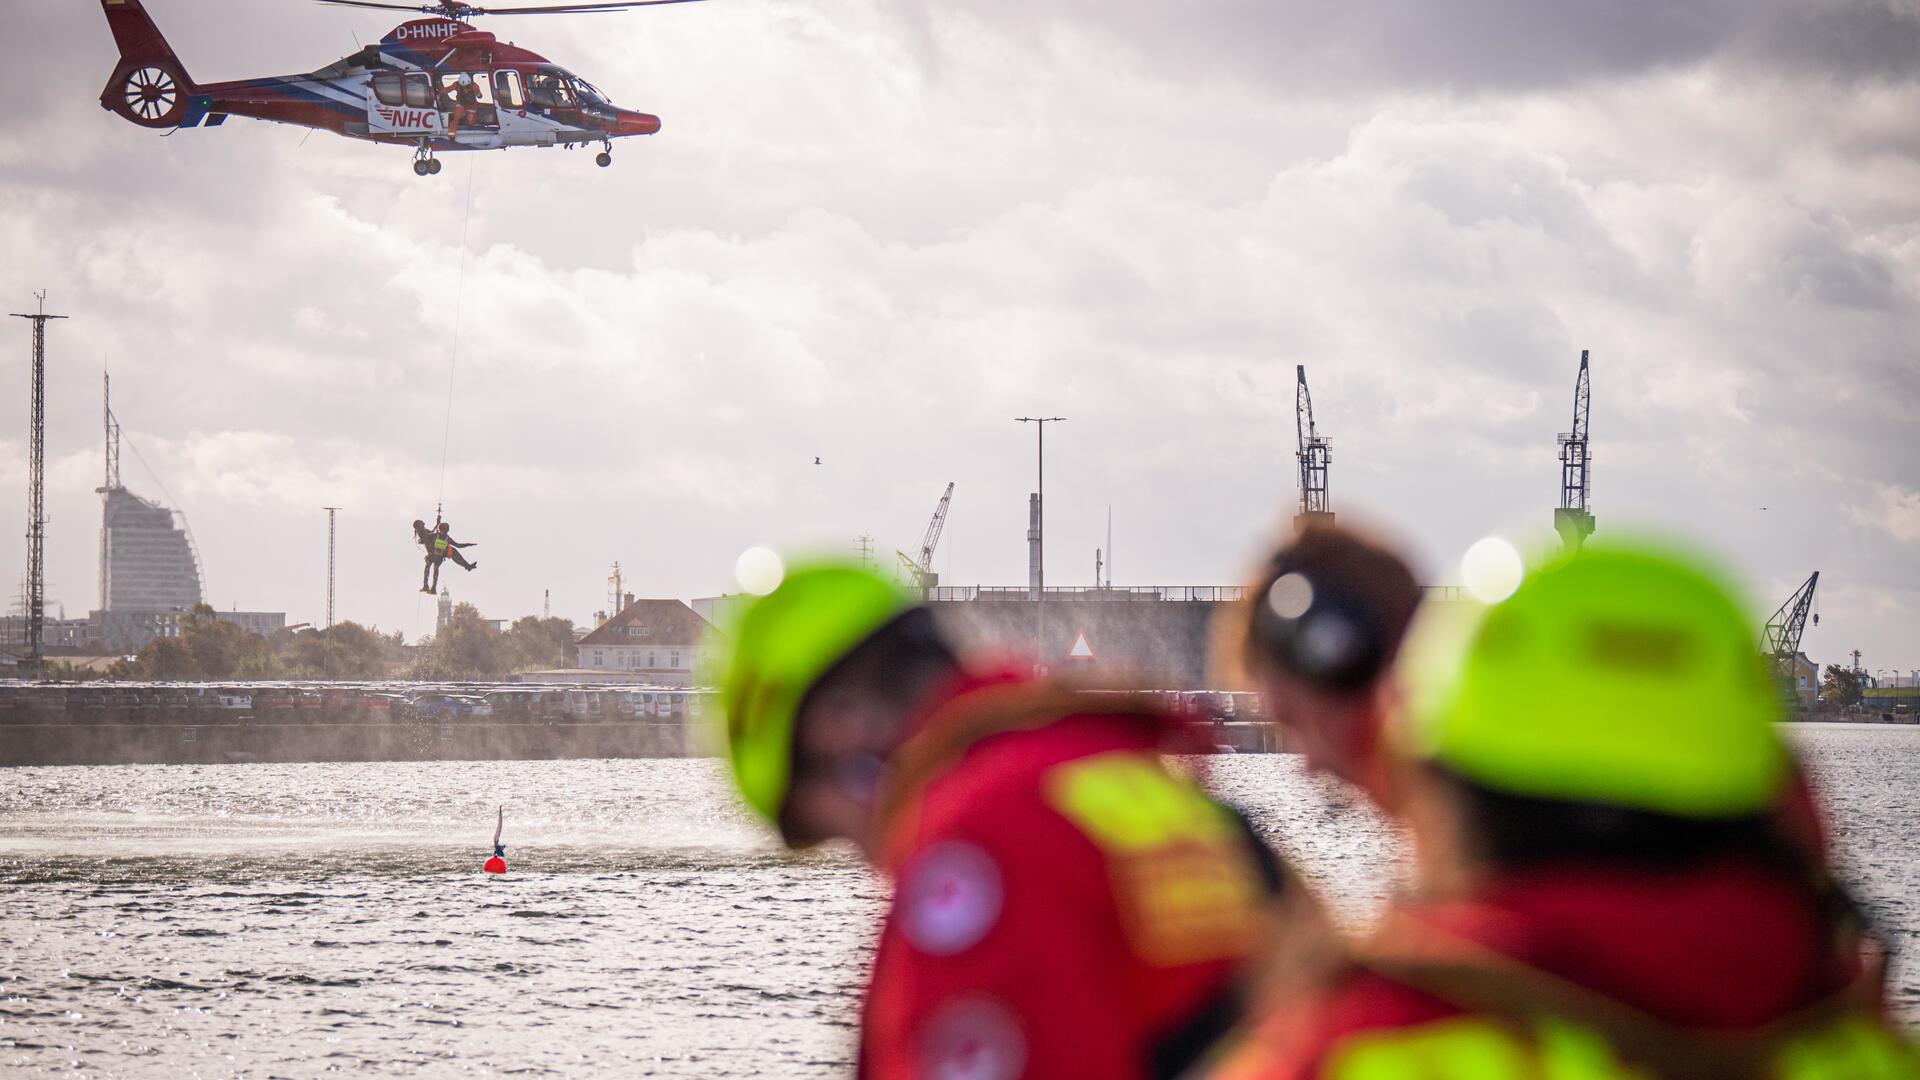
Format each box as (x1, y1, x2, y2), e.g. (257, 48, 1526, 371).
(0, 682, 713, 726)
(0, 681, 1248, 728)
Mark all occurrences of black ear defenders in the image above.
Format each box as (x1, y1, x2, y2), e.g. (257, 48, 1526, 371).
(1246, 562, 1389, 694)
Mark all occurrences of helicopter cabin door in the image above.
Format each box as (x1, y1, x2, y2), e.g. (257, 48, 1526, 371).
(368, 72, 440, 138)
(433, 71, 501, 145)
(492, 69, 555, 148)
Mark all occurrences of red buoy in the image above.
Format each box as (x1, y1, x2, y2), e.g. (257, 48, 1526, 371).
(483, 805, 507, 874)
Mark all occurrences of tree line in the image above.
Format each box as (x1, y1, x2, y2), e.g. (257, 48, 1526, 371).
(51, 603, 578, 682)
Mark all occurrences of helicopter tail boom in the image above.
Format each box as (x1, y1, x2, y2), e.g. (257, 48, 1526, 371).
(100, 0, 198, 129)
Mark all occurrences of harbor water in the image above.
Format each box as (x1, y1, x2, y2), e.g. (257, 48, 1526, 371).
(2, 724, 1914, 1075)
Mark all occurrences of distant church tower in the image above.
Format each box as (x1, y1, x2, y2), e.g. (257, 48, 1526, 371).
(437, 586, 453, 632)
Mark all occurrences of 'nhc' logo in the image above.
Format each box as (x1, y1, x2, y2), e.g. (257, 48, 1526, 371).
(393, 21, 462, 43)
(378, 107, 438, 129)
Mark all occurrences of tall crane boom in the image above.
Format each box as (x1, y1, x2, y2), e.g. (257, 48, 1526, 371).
(918, 482, 954, 574)
(1294, 365, 1333, 528)
(898, 482, 955, 594)
(1762, 571, 1819, 671)
(1762, 571, 1819, 713)
(1553, 349, 1596, 552)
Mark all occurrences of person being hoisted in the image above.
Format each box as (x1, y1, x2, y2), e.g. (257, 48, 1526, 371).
(413, 518, 441, 594)
(414, 518, 478, 594)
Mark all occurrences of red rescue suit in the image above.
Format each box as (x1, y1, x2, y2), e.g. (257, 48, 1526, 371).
(858, 675, 1289, 1080)
(1205, 860, 1914, 1079)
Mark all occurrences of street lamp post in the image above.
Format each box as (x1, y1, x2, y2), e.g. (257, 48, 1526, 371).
(1016, 416, 1064, 672)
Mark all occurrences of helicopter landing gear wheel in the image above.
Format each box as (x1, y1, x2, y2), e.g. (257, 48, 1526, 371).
(413, 141, 438, 178)
(428, 158, 443, 175)
(596, 148, 612, 168)
(414, 158, 432, 177)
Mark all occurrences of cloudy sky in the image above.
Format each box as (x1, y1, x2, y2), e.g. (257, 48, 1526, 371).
(1, 0, 1916, 670)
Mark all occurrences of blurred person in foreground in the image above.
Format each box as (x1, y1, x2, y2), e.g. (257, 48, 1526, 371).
(710, 559, 1329, 1079)
(1205, 539, 1915, 1078)
(1218, 522, 1425, 803)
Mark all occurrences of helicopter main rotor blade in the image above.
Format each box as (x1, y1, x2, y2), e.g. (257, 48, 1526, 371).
(313, 0, 446, 13)
(469, 0, 708, 12)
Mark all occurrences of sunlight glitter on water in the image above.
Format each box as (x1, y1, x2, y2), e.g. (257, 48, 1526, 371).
(0, 726, 1914, 1075)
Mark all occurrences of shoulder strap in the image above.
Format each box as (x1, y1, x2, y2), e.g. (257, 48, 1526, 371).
(1357, 913, 1889, 1080)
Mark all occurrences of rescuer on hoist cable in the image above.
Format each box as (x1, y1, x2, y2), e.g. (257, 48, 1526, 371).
(1202, 538, 1916, 1080)
(414, 518, 478, 594)
(709, 559, 1333, 1080)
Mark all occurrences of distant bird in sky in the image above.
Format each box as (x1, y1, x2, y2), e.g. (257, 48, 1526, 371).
(814, 457, 822, 465)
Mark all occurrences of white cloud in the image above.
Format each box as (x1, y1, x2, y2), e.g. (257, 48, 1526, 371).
(1853, 485, 1920, 545)
(0, 0, 1913, 659)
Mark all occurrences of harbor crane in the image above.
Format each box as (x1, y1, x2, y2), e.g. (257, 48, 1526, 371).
(1762, 571, 1820, 710)
(1554, 349, 1596, 553)
(1294, 365, 1333, 530)
(897, 482, 955, 595)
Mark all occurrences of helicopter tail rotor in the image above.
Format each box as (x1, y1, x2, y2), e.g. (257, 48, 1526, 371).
(98, 0, 196, 129)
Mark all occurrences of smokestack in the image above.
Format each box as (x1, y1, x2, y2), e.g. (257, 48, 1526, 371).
(1027, 493, 1041, 600)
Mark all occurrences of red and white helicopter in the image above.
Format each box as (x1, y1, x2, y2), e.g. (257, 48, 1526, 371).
(98, 0, 702, 176)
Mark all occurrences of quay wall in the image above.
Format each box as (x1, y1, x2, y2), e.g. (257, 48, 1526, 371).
(0, 682, 1281, 766)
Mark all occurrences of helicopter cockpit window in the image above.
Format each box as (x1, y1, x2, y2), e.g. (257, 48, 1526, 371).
(570, 78, 608, 106)
(372, 73, 404, 108)
(528, 71, 574, 108)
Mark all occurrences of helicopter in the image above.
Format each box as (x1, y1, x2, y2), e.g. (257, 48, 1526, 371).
(98, 0, 702, 176)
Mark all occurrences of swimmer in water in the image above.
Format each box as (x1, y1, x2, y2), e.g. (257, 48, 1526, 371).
(484, 805, 507, 874)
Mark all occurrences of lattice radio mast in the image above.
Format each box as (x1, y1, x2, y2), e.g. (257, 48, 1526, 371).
(12, 293, 66, 679)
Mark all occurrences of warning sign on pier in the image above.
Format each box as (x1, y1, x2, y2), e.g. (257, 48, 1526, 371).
(1066, 630, 1096, 661)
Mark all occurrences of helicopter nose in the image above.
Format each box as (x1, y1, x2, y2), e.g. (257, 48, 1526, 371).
(615, 110, 662, 136)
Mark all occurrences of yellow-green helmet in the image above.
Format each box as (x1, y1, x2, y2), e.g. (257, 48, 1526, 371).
(1396, 540, 1787, 818)
(709, 560, 912, 823)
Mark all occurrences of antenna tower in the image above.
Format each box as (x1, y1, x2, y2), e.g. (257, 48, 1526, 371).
(322, 508, 341, 629)
(322, 507, 341, 680)
(103, 371, 121, 491)
(12, 293, 66, 678)
(97, 371, 124, 611)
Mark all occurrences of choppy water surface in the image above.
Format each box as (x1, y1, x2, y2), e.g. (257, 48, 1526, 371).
(1, 725, 1914, 1075)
